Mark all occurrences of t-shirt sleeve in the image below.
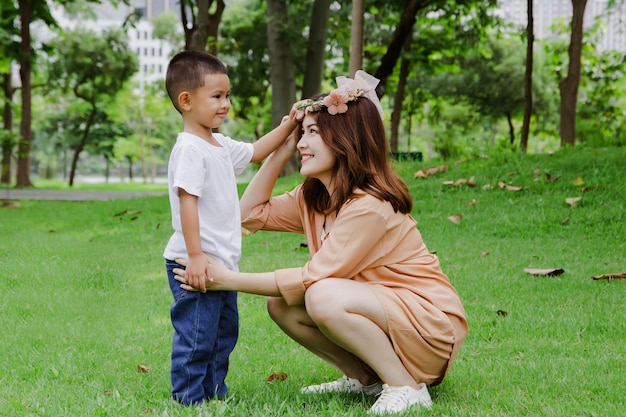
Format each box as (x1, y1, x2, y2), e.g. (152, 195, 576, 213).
(171, 144, 206, 197)
(220, 135, 254, 175)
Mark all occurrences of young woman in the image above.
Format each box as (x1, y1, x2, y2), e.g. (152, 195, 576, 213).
(174, 72, 468, 414)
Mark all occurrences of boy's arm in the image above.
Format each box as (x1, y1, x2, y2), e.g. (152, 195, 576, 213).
(241, 133, 298, 220)
(179, 189, 209, 292)
(250, 105, 302, 162)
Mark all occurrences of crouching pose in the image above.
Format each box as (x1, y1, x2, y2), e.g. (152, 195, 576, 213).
(175, 71, 468, 414)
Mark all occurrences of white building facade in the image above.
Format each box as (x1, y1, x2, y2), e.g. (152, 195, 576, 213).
(498, 0, 626, 52)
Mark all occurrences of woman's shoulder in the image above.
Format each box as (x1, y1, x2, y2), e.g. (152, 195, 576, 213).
(345, 190, 395, 214)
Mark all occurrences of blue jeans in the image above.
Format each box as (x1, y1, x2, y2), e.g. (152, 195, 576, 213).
(165, 259, 239, 405)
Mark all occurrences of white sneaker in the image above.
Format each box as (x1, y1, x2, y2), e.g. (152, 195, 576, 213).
(369, 383, 432, 414)
(301, 376, 383, 396)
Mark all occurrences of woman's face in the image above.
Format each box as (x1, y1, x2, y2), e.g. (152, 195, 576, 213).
(297, 114, 336, 189)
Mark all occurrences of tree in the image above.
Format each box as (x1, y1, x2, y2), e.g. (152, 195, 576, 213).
(180, 0, 225, 53)
(520, 0, 534, 152)
(423, 35, 527, 145)
(374, 0, 425, 97)
(266, 0, 297, 174)
(6, 0, 128, 187)
(15, 0, 58, 187)
(559, 0, 588, 146)
(384, 1, 500, 152)
(349, 0, 364, 77)
(301, 0, 331, 98)
(46, 27, 137, 186)
(266, 0, 296, 127)
(0, 0, 19, 185)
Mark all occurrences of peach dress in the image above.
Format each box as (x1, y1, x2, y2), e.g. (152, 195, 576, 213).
(243, 186, 468, 385)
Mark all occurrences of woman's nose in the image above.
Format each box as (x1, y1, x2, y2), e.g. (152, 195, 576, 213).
(296, 136, 306, 150)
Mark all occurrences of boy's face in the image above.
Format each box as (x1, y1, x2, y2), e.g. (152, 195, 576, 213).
(184, 73, 231, 130)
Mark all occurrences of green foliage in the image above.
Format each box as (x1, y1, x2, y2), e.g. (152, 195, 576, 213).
(150, 10, 184, 52)
(46, 27, 138, 104)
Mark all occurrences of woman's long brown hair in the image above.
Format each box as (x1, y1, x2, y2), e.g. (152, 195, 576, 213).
(301, 95, 413, 215)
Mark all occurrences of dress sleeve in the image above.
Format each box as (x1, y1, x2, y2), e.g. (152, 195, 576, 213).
(242, 186, 305, 234)
(275, 198, 390, 305)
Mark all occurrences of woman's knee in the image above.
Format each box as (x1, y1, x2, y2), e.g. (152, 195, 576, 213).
(305, 281, 344, 323)
(267, 296, 286, 322)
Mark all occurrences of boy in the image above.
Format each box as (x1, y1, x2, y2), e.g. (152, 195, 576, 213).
(163, 50, 298, 405)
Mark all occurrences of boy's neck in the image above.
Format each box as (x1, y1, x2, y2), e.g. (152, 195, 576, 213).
(184, 126, 220, 146)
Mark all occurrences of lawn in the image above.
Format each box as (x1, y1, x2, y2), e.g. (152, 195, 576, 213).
(0, 146, 624, 416)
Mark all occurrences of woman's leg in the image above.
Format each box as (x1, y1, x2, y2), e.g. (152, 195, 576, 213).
(268, 279, 419, 389)
(267, 295, 379, 386)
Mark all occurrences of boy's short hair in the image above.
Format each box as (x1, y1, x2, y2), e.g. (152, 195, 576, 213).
(165, 50, 229, 113)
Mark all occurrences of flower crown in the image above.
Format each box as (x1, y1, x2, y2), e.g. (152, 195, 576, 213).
(297, 70, 384, 118)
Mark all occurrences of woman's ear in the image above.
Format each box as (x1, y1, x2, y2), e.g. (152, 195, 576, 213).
(178, 91, 191, 112)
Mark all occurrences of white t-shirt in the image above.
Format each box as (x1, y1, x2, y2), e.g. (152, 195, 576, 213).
(163, 132, 254, 271)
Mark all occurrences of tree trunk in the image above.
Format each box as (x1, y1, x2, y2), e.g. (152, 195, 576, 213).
(507, 112, 515, 145)
(267, 0, 298, 175)
(390, 36, 413, 153)
(520, 0, 534, 153)
(374, 0, 425, 97)
(182, 0, 225, 53)
(302, 0, 331, 98)
(559, 0, 588, 147)
(16, 0, 33, 187)
(2, 72, 14, 185)
(68, 106, 97, 187)
(349, 0, 365, 77)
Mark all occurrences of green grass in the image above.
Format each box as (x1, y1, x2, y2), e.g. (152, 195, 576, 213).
(1, 146, 624, 416)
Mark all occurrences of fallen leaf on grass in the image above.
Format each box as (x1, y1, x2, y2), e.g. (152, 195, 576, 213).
(480, 251, 490, 257)
(443, 176, 477, 187)
(565, 197, 582, 208)
(114, 209, 143, 217)
(591, 272, 626, 280)
(496, 310, 508, 317)
(267, 372, 288, 382)
(498, 181, 523, 191)
(562, 217, 569, 225)
(448, 214, 463, 224)
(572, 177, 585, 186)
(545, 173, 560, 182)
(137, 364, 151, 373)
(524, 268, 565, 277)
(468, 198, 477, 206)
(413, 165, 448, 179)
(104, 390, 113, 395)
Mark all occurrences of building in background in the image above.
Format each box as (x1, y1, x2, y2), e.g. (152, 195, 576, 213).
(498, 0, 626, 52)
(50, 0, 181, 86)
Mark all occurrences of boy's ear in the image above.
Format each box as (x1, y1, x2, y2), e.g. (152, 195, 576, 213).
(178, 91, 191, 112)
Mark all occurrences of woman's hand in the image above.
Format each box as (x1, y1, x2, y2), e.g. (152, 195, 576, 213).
(279, 115, 300, 154)
(173, 256, 232, 292)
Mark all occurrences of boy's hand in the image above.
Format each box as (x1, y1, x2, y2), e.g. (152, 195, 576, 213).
(183, 254, 210, 292)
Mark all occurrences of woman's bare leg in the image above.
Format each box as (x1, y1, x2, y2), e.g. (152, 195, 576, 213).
(268, 279, 419, 389)
(267, 296, 379, 385)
